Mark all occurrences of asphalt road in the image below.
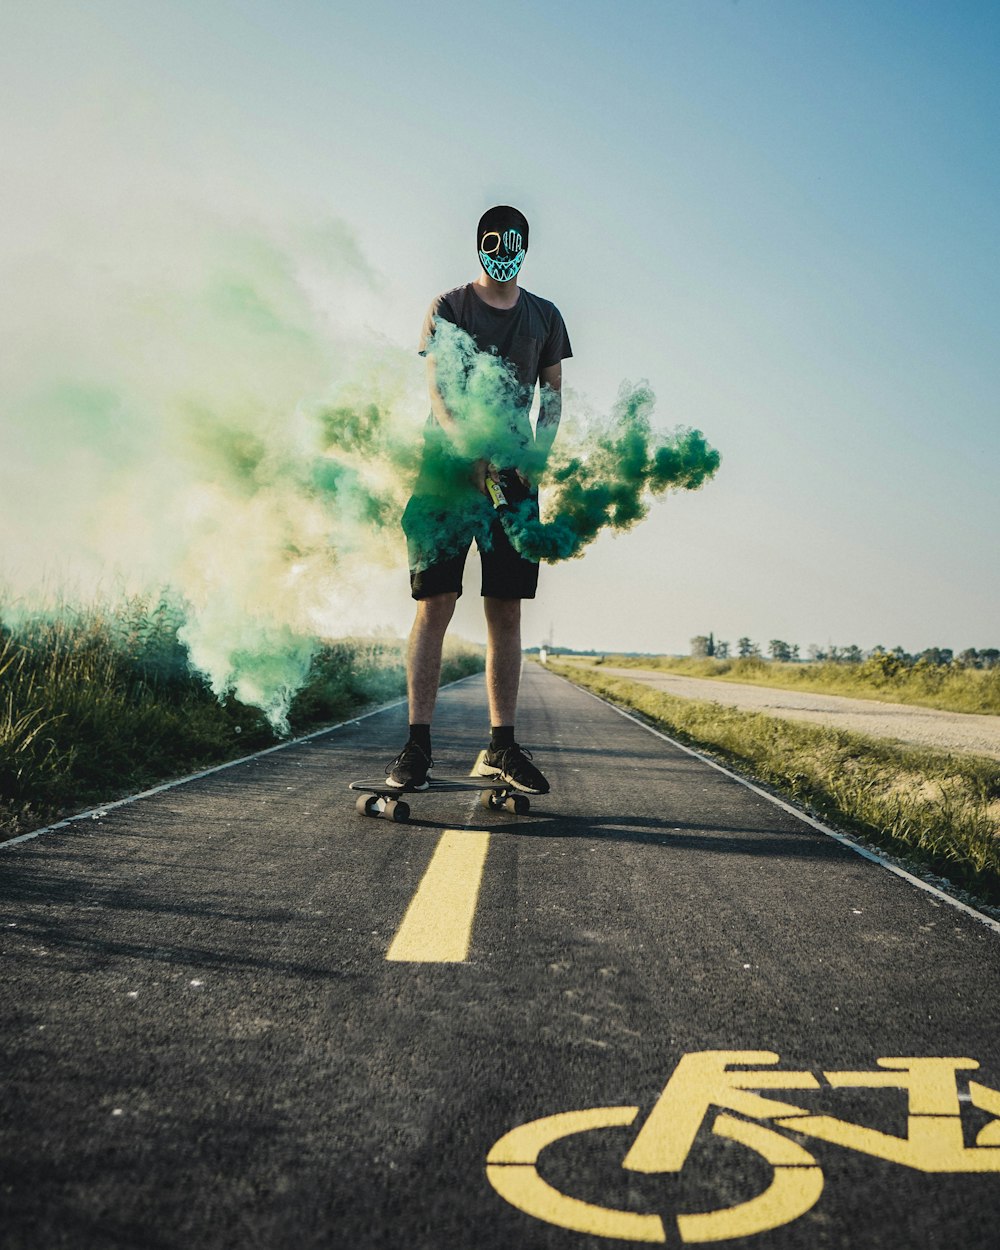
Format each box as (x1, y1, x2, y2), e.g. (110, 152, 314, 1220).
(3, 664, 1000, 1250)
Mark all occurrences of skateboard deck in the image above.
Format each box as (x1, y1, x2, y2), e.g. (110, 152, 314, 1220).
(349, 776, 534, 823)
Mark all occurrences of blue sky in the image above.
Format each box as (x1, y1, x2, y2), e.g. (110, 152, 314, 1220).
(2, 0, 997, 654)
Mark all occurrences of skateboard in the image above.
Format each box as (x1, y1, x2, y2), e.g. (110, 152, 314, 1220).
(349, 776, 533, 823)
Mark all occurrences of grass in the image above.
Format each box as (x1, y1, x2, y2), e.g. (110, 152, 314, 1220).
(580, 653, 1000, 716)
(0, 596, 484, 842)
(552, 663, 1000, 907)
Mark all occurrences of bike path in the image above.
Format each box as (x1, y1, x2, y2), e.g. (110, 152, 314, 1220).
(2, 665, 999, 1249)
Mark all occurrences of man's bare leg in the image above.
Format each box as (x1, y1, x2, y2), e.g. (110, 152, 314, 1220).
(476, 595, 549, 792)
(483, 596, 522, 726)
(407, 592, 458, 723)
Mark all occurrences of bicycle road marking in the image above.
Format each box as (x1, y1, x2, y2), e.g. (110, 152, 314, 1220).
(485, 1049, 1000, 1243)
(386, 829, 491, 962)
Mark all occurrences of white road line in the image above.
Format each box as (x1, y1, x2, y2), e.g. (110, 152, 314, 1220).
(554, 671, 1000, 938)
(0, 673, 483, 851)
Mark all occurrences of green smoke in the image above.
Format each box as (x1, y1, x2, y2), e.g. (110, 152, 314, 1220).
(1, 212, 417, 733)
(502, 388, 720, 562)
(1, 212, 719, 732)
(399, 321, 721, 566)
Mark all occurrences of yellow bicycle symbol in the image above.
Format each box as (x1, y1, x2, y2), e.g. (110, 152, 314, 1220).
(485, 1050, 1000, 1244)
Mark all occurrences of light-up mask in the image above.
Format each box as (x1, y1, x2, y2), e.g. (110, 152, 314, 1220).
(477, 206, 529, 282)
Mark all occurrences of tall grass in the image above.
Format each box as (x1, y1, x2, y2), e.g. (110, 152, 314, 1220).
(555, 664, 1000, 906)
(593, 653, 1000, 716)
(0, 596, 483, 840)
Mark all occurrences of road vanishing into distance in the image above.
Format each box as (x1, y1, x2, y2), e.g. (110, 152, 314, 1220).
(3, 665, 1000, 1249)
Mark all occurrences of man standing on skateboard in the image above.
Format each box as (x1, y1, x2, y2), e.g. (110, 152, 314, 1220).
(385, 205, 572, 792)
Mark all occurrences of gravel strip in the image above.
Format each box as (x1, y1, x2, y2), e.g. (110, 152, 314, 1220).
(566, 665, 1000, 760)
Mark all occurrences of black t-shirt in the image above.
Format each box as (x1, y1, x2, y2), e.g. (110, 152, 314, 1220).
(415, 283, 572, 488)
(418, 283, 572, 394)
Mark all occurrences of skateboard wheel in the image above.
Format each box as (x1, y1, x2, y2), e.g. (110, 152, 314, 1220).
(506, 794, 530, 815)
(356, 794, 379, 817)
(384, 798, 410, 823)
(480, 791, 495, 810)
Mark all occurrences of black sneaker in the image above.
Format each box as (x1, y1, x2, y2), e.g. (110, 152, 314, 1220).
(472, 742, 550, 794)
(385, 740, 433, 790)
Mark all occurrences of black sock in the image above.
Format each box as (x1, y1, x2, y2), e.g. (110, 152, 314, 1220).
(490, 725, 516, 750)
(409, 723, 431, 754)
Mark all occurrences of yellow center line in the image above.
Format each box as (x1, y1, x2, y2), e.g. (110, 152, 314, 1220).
(386, 829, 491, 963)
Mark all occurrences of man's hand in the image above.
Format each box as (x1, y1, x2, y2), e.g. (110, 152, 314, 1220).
(471, 458, 499, 496)
(514, 443, 549, 492)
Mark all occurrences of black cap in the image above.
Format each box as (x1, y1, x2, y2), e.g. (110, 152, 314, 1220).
(477, 205, 529, 253)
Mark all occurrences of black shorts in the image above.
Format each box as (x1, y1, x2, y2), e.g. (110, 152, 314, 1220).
(404, 498, 540, 601)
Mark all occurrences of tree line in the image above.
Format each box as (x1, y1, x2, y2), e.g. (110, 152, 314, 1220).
(689, 633, 1000, 669)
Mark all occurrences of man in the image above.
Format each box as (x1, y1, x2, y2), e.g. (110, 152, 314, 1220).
(386, 205, 572, 792)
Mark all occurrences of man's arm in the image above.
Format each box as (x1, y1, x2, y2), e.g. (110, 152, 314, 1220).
(426, 355, 493, 496)
(534, 361, 563, 469)
(421, 301, 468, 453)
(426, 355, 463, 441)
